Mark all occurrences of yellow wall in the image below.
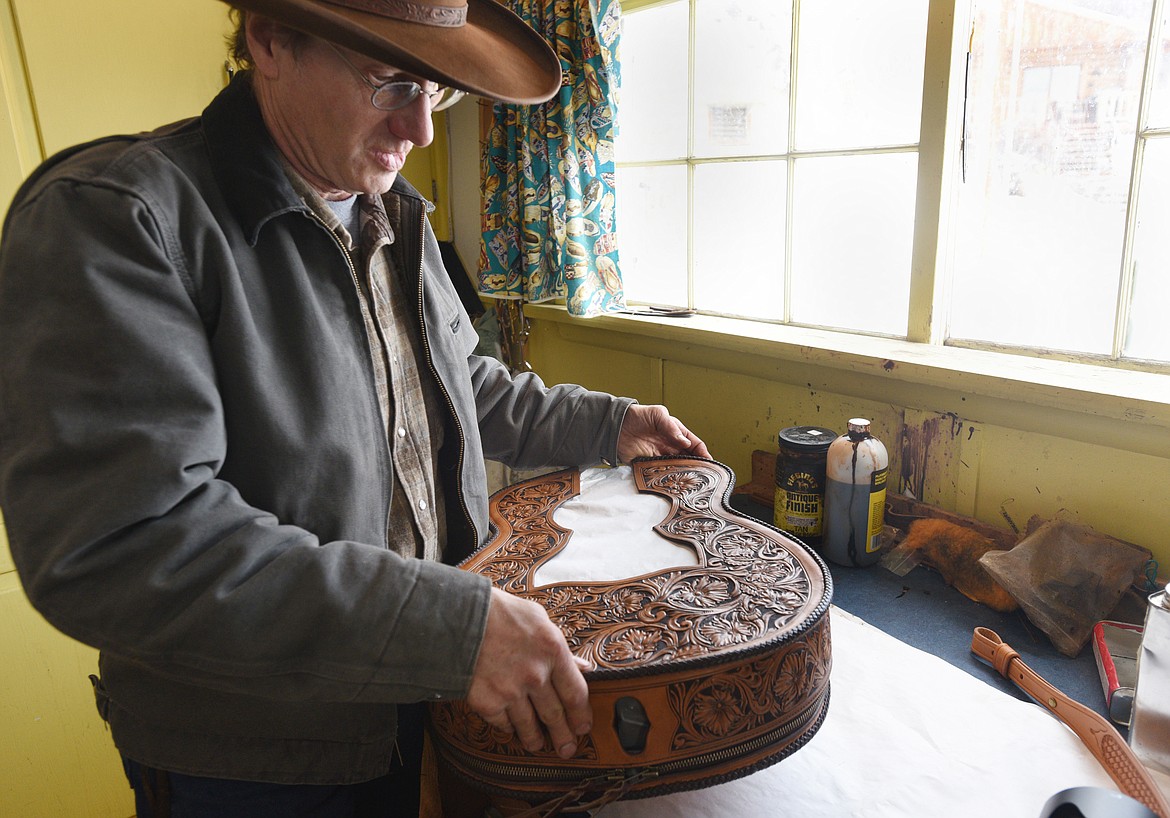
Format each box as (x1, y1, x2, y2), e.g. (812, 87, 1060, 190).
(0, 573, 131, 817)
(0, 1, 37, 212)
(400, 110, 453, 243)
(10, 0, 229, 158)
(1, 2, 231, 815)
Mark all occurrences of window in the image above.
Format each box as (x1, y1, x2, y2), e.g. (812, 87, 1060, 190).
(616, 0, 1170, 368)
(617, 0, 928, 336)
(952, 0, 1169, 360)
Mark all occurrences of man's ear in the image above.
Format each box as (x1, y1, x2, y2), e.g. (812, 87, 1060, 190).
(245, 14, 295, 79)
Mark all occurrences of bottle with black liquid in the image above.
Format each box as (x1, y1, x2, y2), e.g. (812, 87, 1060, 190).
(823, 419, 888, 567)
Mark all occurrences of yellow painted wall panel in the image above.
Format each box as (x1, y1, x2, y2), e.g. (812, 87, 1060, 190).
(0, 574, 132, 818)
(971, 426, 1170, 554)
(528, 323, 663, 406)
(0, 97, 28, 214)
(527, 319, 902, 495)
(12, 0, 231, 156)
(401, 110, 452, 243)
(659, 359, 902, 494)
(447, 99, 481, 276)
(0, 512, 12, 574)
(0, 1, 38, 214)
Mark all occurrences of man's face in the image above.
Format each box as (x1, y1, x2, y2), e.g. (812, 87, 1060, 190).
(259, 35, 435, 198)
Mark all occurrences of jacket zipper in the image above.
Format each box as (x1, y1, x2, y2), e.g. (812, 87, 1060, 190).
(410, 206, 478, 549)
(307, 211, 396, 550)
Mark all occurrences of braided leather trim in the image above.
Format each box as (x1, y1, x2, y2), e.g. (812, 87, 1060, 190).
(322, 0, 467, 27)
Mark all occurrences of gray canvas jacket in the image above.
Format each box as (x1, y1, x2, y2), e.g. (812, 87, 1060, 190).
(0, 73, 632, 784)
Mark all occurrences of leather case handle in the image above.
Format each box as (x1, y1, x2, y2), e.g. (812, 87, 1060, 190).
(971, 627, 1170, 818)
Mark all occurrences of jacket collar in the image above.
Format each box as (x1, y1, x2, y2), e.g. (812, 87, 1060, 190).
(201, 72, 305, 247)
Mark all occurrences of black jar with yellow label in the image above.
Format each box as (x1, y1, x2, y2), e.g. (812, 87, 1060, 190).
(773, 425, 837, 545)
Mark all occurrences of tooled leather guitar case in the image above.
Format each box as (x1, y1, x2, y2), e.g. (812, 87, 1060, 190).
(427, 456, 833, 806)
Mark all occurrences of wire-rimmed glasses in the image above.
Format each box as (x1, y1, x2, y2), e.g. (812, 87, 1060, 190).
(326, 42, 465, 113)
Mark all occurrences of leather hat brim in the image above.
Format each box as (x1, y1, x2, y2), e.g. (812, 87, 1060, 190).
(220, 0, 562, 104)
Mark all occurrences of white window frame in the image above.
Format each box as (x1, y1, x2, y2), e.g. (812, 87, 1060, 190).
(617, 0, 1170, 375)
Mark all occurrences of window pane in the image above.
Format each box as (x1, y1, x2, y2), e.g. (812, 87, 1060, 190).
(795, 0, 929, 151)
(950, 0, 1149, 354)
(1149, 6, 1170, 127)
(789, 153, 916, 335)
(693, 0, 793, 158)
(693, 160, 787, 318)
(616, 164, 689, 306)
(616, 2, 689, 162)
(1123, 138, 1170, 362)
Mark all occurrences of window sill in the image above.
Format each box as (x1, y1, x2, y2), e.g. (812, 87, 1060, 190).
(524, 303, 1170, 456)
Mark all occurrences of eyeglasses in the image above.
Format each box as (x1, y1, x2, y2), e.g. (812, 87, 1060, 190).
(326, 43, 465, 113)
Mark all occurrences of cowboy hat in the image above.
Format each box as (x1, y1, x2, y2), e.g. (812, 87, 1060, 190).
(219, 0, 562, 104)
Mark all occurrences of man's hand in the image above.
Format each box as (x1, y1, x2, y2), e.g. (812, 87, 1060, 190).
(616, 404, 711, 463)
(466, 588, 593, 759)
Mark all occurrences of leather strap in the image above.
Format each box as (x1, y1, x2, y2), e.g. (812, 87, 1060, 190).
(971, 627, 1170, 818)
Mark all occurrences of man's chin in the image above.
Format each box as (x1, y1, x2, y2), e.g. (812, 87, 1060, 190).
(356, 171, 399, 196)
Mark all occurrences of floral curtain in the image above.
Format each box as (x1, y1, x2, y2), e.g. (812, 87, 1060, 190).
(479, 0, 624, 318)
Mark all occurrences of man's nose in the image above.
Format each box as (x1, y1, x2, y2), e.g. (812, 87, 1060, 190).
(389, 98, 434, 148)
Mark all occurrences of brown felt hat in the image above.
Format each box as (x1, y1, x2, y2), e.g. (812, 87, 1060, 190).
(221, 0, 561, 104)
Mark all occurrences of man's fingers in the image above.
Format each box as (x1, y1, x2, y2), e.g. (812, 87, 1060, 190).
(479, 707, 512, 735)
(617, 404, 711, 461)
(685, 431, 711, 458)
(552, 655, 592, 737)
(529, 687, 577, 758)
(506, 699, 544, 753)
(573, 655, 594, 671)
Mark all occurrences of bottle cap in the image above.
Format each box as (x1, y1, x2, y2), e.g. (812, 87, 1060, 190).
(778, 426, 837, 451)
(846, 418, 872, 440)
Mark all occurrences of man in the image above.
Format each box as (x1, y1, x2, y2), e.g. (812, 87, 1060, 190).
(0, 1, 708, 816)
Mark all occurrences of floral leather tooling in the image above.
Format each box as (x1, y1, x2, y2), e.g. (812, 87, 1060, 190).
(428, 456, 833, 807)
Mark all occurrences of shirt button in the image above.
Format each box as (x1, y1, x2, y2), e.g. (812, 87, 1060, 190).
(418, 499, 428, 510)
(397, 427, 406, 438)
